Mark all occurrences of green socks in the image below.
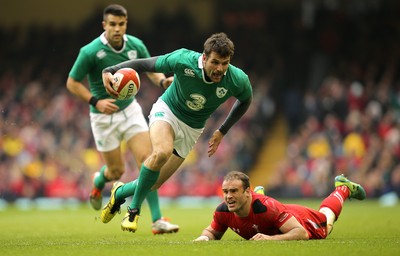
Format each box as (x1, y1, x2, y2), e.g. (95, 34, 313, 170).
(116, 179, 138, 199)
(146, 189, 162, 222)
(130, 165, 160, 213)
(93, 165, 109, 190)
(97, 165, 162, 222)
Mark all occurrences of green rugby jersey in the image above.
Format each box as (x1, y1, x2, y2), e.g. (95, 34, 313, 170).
(68, 33, 151, 113)
(155, 48, 253, 129)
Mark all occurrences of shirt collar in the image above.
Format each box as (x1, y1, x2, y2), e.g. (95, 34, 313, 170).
(198, 54, 203, 69)
(198, 54, 213, 84)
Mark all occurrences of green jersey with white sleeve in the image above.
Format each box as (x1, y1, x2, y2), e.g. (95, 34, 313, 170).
(68, 33, 151, 113)
(155, 48, 252, 129)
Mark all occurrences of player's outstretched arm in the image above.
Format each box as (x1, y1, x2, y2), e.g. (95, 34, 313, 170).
(103, 57, 159, 74)
(218, 97, 252, 135)
(207, 97, 252, 157)
(193, 225, 224, 241)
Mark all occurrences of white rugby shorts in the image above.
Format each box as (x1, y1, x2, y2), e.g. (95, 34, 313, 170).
(148, 98, 204, 158)
(90, 99, 148, 152)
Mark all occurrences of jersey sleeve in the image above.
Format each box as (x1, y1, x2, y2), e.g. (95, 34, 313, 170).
(134, 38, 151, 59)
(233, 71, 253, 102)
(68, 48, 92, 81)
(155, 48, 187, 73)
(210, 211, 229, 233)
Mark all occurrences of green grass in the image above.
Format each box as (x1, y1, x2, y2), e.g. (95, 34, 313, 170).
(0, 199, 399, 256)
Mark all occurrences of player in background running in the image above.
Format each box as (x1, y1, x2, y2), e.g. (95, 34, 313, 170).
(66, 4, 178, 234)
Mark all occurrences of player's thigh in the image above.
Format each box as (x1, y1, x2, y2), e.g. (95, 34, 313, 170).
(126, 131, 152, 167)
(149, 120, 175, 152)
(101, 147, 124, 174)
(153, 154, 185, 189)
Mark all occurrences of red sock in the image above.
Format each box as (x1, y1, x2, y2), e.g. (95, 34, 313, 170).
(319, 186, 350, 219)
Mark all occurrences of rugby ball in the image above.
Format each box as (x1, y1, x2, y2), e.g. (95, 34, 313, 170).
(112, 68, 140, 100)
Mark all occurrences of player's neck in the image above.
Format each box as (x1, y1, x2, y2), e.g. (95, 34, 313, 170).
(234, 196, 252, 217)
(110, 41, 123, 51)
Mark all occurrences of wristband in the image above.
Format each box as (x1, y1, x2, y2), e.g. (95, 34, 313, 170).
(159, 79, 166, 89)
(89, 96, 99, 107)
(218, 125, 228, 135)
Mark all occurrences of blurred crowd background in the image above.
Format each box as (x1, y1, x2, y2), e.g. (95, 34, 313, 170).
(1, 0, 400, 204)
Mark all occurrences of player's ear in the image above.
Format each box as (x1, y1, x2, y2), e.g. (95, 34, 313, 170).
(102, 21, 107, 30)
(244, 187, 251, 195)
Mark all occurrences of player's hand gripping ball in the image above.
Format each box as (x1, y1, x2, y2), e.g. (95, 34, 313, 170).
(112, 68, 140, 100)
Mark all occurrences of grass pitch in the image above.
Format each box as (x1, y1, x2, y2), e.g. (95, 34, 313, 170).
(0, 199, 399, 256)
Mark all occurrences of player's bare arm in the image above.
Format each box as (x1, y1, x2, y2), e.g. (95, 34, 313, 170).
(146, 72, 174, 90)
(66, 77, 92, 102)
(161, 76, 174, 89)
(67, 77, 119, 114)
(193, 225, 224, 241)
(250, 216, 309, 241)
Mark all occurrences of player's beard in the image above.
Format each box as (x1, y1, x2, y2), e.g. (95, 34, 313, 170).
(208, 70, 224, 83)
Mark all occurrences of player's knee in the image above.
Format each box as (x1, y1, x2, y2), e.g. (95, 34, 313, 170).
(151, 150, 170, 166)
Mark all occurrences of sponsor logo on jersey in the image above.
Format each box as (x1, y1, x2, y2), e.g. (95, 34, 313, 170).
(128, 50, 137, 59)
(186, 94, 206, 111)
(184, 68, 195, 77)
(216, 87, 228, 98)
(96, 49, 106, 59)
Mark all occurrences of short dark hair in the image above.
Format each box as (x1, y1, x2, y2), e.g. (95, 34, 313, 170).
(223, 171, 250, 190)
(204, 32, 235, 58)
(103, 4, 128, 20)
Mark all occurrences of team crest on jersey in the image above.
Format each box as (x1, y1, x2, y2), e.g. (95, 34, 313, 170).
(252, 224, 260, 233)
(216, 87, 228, 98)
(128, 50, 137, 59)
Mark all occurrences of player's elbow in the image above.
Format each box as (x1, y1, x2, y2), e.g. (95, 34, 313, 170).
(66, 77, 78, 92)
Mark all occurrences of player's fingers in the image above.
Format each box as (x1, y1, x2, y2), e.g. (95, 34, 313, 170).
(103, 73, 119, 98)
(207, 146, 216, 157)
(104, 86, 114, 97)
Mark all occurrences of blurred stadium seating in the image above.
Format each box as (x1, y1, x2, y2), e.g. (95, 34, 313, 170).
(1, 1, 399, 205)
